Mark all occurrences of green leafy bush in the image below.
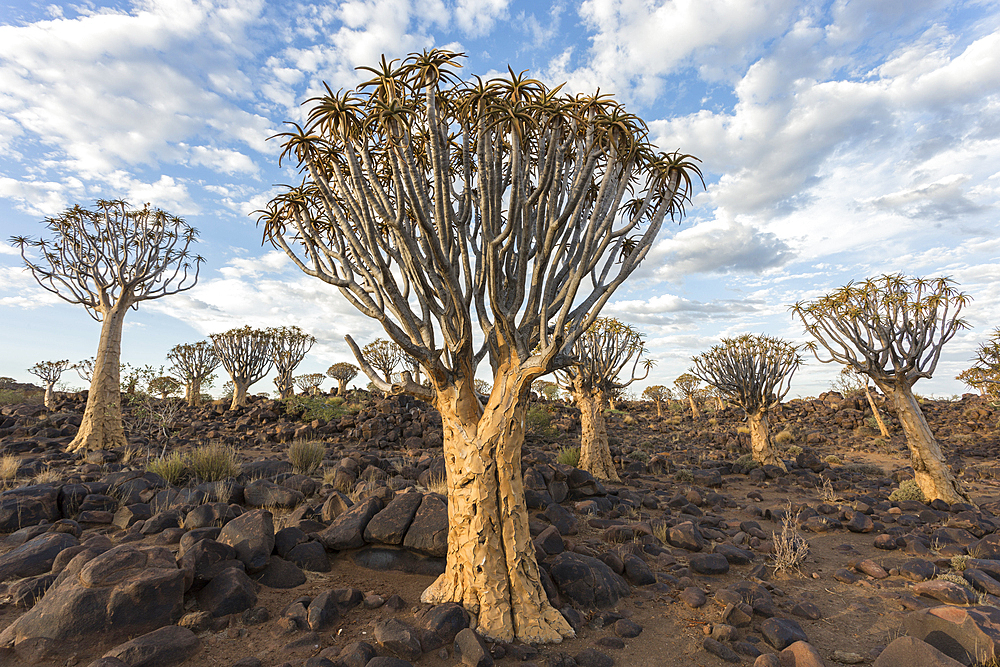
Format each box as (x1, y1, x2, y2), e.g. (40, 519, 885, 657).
(285, 395, 359, 422)
(889, 479, 926, 503)
(557, 446, 580, 467)
(525, 406, 556, 438)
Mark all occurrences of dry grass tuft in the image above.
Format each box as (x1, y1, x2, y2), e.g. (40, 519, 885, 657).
(187, 443, 240, 482)
(771, 503, 809, 576)
(288, 439, 326, 475)
(147, 451, 189, 486)
(557, 445, 580, 467)
(0, 456, 20, 485)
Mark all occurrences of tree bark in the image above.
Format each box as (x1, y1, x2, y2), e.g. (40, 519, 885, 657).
(885, 383, 970, 504)
(687, 394, 700, 420)
(68, 307, 128, 452)
(421, 367, 574, 644)
(189, 378, 203, 407)
(748, 410, 785, 471)
(654, 400, 662, 418)
(863, 385, 890, 437)
(573, 388, 619, 482)
(231, 381, 250, 410)
(336, 378, 347, 396)
(43, 382, 55, 409)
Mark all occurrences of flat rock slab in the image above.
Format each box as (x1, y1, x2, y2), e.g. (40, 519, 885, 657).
(102, 625, 200, 667)
(904, 605, 1000, 665)
(0, 531, 78, 582)
(874, 636, 965, 667)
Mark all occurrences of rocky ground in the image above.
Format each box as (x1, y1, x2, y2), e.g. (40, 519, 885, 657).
(0, 387, 998, 667)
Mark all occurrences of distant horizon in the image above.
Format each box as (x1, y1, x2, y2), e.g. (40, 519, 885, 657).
(2, 0, 998, 399)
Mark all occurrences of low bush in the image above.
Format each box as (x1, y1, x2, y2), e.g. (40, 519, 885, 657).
(557, 446, 580, 467)
(285, 395, 359, 422)
(889, 479, 926, 503)
(289, 439, 326, 475)
(147, 451, 189, 486)
(188, 443, 240, 482)
(774, 429, 795, 445)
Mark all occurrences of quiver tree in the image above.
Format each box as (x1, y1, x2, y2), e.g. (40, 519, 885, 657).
(259, 49, 700, 643)
(326, 362, 359, 395)
(27, 360, 71, 408)
(148, 375, 181, 399)
(793, 274, 971, 504)
(532, 380, 561, 401)
(956, 367, 989, 397)
(692, 334, 801, 471)
(971, 328, 1000, 402)
(210, 326, 274, 409)
(167, 341, 220, 406)
(73, 357, 95, 383)
(674, 373, 702, 419)
(295, 373, 326, 395)
(835, 366, 890, 437)
(641, 385, 671, 417)
(555, 318, 651, 482)
(11, 200, 202, 452)
(268, 326, 316, 399)
(361, 338, 404, 383)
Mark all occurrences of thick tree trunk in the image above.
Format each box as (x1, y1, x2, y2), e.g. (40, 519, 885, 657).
(863, 385, 890, 437)
(43, 382, 55, 409)
(687, 394, 700, 420)
(573, 388, 619, 482)
(886, 383, 970, 504)
(231, 380, 250, 410)
(336, 378, 347, 396)
(421, 368, 574, 644)
(748, 410, 785, 471)
(654, 400, 662, 418)
(69, 307, 128, 452)
(277, 373, 294, 399)
(189, 377, 203, 407)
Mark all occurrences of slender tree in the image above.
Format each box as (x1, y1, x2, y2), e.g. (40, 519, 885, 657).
(11, 200, 202, 451)
(326, 362, 359, 396)
(971, 327, 1000, 402)
(167, 341, 220, 407)
(835, 366, 890, 437)
(361, 338, 403, 383)
(294, 373, 326, 395)
(210, 326, 274, 409)
(674, 373, 702, 419)
(641, 385, 671, 417)
(73, 357, 95, 384)
(259, 49, 699, 642)
(148, 375, 181, 399)
(268, 326, 316, 399)
(793, 274, 970, 503)
(555, 318, 651, 481)
(692, 334, 801, 470)
(956, 367, 989, 397)
(27, 360, 71, 408)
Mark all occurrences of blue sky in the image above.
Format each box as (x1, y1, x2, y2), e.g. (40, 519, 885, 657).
(1, 0, 998, 398)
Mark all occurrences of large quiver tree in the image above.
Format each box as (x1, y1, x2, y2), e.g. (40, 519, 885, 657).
(27, 360, 71, 408)
(692, 334, 800, 471)
(326, 362, 359, 395)
(210, 326, 274, 409)
(167, 341, 219, 406)
(11, 200, 202, 451)
(259, 49, 700, 643)
(792, 274, 971, 504)
(555, 318, 651, 482)
(268, 326, 316, 399)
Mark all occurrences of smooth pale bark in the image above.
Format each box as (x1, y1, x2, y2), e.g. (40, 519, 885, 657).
(69, 307, 128, 452)
(654, 401, 662, 418)
(231, 381, 250, 410)
(573, 388, 620, 482)
(687, 394, 700, 420)
(748, 410, 786, 471)
(863, 385, 890, 437)
(421, 366, 574, 644)
(335, 378, 348, 396)
(885, 383, 970, 504)
(276, 374, 294, 400)
(43, 382, 56, 409)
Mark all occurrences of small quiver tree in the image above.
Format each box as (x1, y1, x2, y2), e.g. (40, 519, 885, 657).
(674, 372, 702, 419)
(361, 338, 403, 383)
(326, 362, 359, 396)
(11, 200, 202, 452)
(793, 274, 970, 504)
(167, 341, 220, 407)
(73, 357, 95, 384)
(294, 373, 326, 395)
(259, 49, 700, 642)
(210, 326, 274, 410)
(532, 380, 562, 401)
(27, 360, 71, 408)
(971, 327, 1000, 403)
(641, 385, 671, 417)
(268, 326, 316, 399)
(692, 334, 801, 472)
(835, 366, 890, 437)
(555, 318, 651, 482)
(956, 367, 989, 397)
(148, 375, 181, 400)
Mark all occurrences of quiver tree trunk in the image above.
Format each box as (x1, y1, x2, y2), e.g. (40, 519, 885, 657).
(885, 383, 969, 504)
(421, 368, 574, 644)
(863, 385, 890, 437)
(748, 410, 785, 471)
(43, 382, 56, 409)
(69, 307, 128, 452)
(687, 394, 700, 420)
(573, 388, 619, 483)
(336, 379, 348, 396)
(188, 378, 203, 407)
(654, 400, 662, 417)
(231, 381, 250, 410)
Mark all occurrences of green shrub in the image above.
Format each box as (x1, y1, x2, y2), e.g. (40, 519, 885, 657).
(0, 388, 43, 406)
(840, 463, 886, 477)
(187, 443, 240, 482)
(734, 454, 760, 470)
(557, 446, 580, 467)
(525, 406, 555, 437)
(289, 439, 326, 475)
(147, 451, 189, 486)
(889, 479, 926, 503)
(675, 469, 694, 483)
(285, 395, 358, 422)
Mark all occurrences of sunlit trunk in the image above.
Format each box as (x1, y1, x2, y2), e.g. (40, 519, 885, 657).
(43, 382, 56, 409)
(421, 365, 574, 644)
(748, 409, 785, 471)
(687, 394, 700, 420)
(189, 377, 203, 407)
(231, 380, 250, 409)
(886, 383, 970, 504)
(336, 378, 348, 396)
(69, 306, 128, 452)
(573, 386, 619, 482)
(654, 400, 662, 417)
(863, 385, 890, 437)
